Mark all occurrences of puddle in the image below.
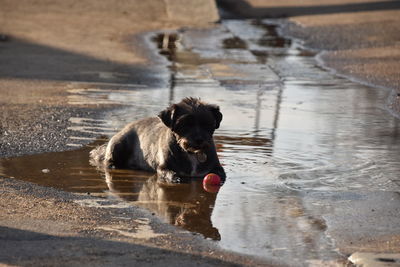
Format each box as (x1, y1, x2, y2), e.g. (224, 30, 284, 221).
(1, 19, 400, 265)
(0, 140, 222, 240)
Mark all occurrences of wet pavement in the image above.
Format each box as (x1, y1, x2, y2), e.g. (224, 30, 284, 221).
(1, 18, 400, 266)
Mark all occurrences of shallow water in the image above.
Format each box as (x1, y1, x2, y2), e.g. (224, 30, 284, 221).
(1, 19, 400, 265)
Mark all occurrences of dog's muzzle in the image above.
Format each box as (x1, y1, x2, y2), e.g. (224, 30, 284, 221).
(195, 151, 207, 163)
(177, 138, 209, 163)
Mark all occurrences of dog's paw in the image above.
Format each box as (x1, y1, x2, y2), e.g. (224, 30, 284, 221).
(169, 175, 191, 183)
(157, 168, 177, 183)
(157, 168, 189, 183)
(159, 175, 182, 183)
(210, 166, 226, 182)
(170, 176, 183, 183)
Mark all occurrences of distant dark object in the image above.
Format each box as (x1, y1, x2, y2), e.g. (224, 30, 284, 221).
(152, 33, 179, 61)
(377, 258, 397, 263)
(0, 34, 9, 42)
(217, 0, 400, 19)
(223, 36, 247, 49)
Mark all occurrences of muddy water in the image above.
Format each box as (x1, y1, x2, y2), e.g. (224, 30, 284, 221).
(1, 19, 400, 265)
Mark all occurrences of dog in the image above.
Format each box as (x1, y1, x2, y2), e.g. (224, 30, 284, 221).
(90, 97, 226, 183)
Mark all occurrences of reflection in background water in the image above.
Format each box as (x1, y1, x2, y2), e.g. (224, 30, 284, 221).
(1, 19, 400, 265)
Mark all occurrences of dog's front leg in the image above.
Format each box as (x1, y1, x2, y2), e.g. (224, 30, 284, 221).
(157, 167, 182, 183)
(210, 164, 226, 182)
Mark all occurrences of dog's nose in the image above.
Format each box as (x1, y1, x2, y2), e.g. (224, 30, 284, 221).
(194, 138, 204, 145)
(194, 138, 206, 147)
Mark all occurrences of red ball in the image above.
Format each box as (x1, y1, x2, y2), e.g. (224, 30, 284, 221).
(203, 183, 221, 193)
(203, 173, 222, 186)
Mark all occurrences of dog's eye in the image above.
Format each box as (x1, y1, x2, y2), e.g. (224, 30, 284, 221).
(200, 121, 215, 133)
(183, 120, 194, 128)
(175, 119, 194, 132)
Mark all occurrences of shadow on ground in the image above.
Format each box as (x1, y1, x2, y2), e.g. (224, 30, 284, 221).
(217, 0, 400, 18)
(0, 226, 240, 266)
(0, 36, 163, 86)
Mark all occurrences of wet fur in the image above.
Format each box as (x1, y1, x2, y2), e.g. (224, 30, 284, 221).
(90, 98, 226, 182)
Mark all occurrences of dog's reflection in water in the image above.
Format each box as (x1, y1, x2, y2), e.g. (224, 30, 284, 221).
(103, 169, 221, 240)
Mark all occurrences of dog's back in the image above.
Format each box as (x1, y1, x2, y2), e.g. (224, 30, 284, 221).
(90, 117, 170, 170)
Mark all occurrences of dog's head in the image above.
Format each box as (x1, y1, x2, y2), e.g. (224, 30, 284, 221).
(158, 97, 222, 153)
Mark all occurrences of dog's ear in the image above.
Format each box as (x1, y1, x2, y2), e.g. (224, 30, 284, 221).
(158, 104, 179, 129)
(209, 105, 222, 129)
